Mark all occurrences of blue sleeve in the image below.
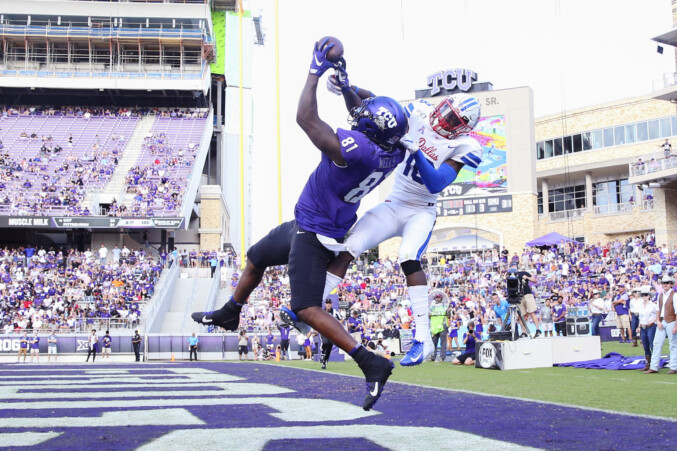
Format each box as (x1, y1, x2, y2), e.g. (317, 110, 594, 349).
(412, 150, 458, 194)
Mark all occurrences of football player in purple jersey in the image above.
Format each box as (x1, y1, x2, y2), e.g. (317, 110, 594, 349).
(193, 38, 408, 410)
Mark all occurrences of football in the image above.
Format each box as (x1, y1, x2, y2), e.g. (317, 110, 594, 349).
(319, 36, 344, 63)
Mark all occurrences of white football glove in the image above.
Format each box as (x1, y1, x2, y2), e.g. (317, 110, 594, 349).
(327, 73, 342, 96)
(399, 136, 419, 154)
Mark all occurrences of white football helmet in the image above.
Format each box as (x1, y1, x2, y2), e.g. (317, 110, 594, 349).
(430, 93, 481, 139)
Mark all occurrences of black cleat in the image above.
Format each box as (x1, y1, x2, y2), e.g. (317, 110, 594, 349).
(191, 299, 242, 331)
(321, 362, 326, 369)
(534, 330, 542, 338)
(358, 353, 394, 411)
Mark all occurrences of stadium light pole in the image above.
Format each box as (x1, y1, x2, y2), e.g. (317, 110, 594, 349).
(275, 0, 282, 225)
(238, 0, 246, 269)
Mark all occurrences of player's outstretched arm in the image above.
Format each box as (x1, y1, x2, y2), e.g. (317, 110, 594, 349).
(400, 139, 463, 194)
(297, 40, 344, 165)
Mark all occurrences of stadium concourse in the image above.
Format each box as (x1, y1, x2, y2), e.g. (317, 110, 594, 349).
(0, 362, 674, 450)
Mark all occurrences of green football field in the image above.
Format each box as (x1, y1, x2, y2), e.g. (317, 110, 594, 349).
(266, 341, 677, 419)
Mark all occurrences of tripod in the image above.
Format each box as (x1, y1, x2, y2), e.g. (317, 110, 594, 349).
(500, 299, 532, 341)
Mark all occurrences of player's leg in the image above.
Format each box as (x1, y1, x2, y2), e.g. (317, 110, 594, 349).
(321, 340, 333, 369)
(289, 227, 393, 411)
(438, 329, 448, 361)
(325, 202, 403, 298)
(192, 220, 295, 330)
(398, 209, 436, 366)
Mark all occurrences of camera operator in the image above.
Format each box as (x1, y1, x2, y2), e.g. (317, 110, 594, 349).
(513, 264, 542, 338)
(452, 321, 478, 366)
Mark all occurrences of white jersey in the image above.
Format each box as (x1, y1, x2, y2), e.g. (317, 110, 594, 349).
(388, 99, 483, 206)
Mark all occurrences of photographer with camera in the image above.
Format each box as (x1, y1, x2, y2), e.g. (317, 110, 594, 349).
(452, 321, 479, 366)
(513, 264, 543, 338)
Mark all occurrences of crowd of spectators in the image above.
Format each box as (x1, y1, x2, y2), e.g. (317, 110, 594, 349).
(1, 105, 209, 119)
(120, 131, 199, 216)
(0, 132, 127, 216)
(0, 245, 162, 334)
(0, 105, 209, 217)
(229, 231, 674, 354)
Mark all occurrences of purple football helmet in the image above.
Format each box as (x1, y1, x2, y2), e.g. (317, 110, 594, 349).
(348, 96, 408, 151)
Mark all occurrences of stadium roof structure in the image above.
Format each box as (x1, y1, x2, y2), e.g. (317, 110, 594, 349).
(652, 28, 677, 47)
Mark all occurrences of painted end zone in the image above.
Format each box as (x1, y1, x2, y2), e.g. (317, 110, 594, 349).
(0, 362, 674, 450)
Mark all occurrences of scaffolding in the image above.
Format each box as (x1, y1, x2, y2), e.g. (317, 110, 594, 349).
(0, 20, 214, 78)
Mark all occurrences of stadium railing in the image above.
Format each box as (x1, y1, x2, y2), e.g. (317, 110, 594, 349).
(180, 109, 214, 222)
(0, 23, 209, 42)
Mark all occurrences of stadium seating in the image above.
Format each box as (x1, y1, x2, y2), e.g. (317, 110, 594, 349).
(0, 113, 139, 215)
(121, 115, 208, 216)
(0, 108, 210, 217)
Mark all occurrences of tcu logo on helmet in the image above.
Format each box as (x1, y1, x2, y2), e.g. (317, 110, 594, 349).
(375, 107, 398, 129)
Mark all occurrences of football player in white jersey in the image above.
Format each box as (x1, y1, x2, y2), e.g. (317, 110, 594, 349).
(324, 70, 482, 366)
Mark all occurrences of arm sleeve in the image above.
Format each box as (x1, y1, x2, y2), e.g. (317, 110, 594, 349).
(413, 150, 458, 194)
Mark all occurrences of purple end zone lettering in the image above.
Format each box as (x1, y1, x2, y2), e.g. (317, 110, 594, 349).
(0, 363, 674, 450)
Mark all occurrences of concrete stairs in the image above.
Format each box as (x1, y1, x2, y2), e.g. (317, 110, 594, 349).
(86, 115, 156, 207)
(159, 267, 214, 334)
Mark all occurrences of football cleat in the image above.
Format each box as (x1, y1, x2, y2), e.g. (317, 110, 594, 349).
(358, 352, 394, 411)
(191, 299, 242, 331)
(279, 306, 312, 335)
(400, 339, 435, 367)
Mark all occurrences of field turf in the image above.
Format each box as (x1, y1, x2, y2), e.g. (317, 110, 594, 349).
(268, 341, 677, 419)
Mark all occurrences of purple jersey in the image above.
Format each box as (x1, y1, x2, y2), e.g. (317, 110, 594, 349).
(278, 325, 291, 341)
(552, 303, 567, 322)
(614, 294, 630, 315)
(294, 129, 404, 239)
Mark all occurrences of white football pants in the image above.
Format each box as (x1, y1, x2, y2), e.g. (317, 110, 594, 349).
(346, 200, 436, 263)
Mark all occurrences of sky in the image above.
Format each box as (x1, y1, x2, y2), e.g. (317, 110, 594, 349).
(246, 0, 675, 243)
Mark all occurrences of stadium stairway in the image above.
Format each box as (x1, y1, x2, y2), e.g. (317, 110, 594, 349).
(87, 115, 156, 207)
(159, 267, 213, 334)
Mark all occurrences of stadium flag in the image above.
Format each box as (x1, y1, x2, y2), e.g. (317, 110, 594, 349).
(555, 352, 668, 370)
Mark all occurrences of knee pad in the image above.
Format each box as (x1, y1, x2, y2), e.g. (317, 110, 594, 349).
(400, 259, 422, 276)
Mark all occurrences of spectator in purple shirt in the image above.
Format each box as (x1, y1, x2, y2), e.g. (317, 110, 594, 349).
(552, 296, 567, 336)
(612, 285, 632, 343)
(30, 332, 40, 363)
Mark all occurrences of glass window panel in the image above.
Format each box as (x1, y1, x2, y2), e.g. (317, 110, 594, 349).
(637, 122, 648, 141)
(592, 130, 603, 148)
(660, 118, 672, 138)
(614, 126, 625, 146)
(553, 138, 563, 156)
(537, 142, 545, 160)
(625, 124, 636, 144)
(582, 132, 592, 150)
(648, 120, 660, 140)
(603, 128, 614, 147)
(573, 134, 582, 152)
(672, 116, 677, 135)
(544, 140, 553, 158)
(563, 135, 573, 154)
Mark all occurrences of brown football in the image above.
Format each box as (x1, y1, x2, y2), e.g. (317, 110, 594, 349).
(319, 36, 344, 63)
